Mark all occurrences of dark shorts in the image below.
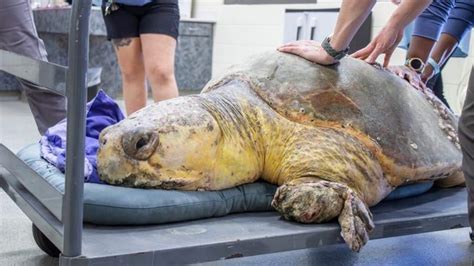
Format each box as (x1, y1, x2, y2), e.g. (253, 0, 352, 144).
(101, 1, 180, 40)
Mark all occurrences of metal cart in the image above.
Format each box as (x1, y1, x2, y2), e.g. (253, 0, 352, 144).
(0, 1, 470, 265)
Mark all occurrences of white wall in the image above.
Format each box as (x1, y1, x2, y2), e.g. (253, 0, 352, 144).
(192, 0, 472, 114)
(205, 2, 342, 77)
(192, 0, 224, 19)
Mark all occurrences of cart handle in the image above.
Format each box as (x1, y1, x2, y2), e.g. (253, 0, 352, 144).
(62, 0, 93, 257)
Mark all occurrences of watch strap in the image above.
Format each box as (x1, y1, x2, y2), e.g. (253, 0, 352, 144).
(321, 36, 349, 61)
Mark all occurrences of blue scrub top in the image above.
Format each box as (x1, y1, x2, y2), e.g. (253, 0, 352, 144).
(399, 0, 474, 58)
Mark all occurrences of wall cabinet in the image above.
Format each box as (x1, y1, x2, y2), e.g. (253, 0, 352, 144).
(283, 9, 372, 54)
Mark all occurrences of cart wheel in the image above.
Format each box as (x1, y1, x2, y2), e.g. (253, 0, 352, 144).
(32, 224, 61, 257)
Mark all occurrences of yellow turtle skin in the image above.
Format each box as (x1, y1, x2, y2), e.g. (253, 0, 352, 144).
(97, 51, 464, 252)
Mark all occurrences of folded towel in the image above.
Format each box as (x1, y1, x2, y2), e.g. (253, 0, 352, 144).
(40, 90, 125, 183)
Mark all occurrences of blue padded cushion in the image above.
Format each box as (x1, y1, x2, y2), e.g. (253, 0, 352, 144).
(17, 144, 434, 225)
(17, 144, 276, 225)
(384, 181, 433, 201)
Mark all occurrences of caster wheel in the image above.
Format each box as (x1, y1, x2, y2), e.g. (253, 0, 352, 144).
(32, 224, 61, 257)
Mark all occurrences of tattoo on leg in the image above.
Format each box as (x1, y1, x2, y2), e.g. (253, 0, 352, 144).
(112, 38, 132, 49)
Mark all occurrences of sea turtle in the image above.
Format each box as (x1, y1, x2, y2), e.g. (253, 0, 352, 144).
(97, 51, 464, 252)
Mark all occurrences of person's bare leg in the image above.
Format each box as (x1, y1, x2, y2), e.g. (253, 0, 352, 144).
(140, 34, 179, 102)
(113, 37, 147, 115)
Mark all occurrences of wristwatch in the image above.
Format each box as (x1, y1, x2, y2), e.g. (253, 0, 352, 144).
(321, 36, 349, 61)
(404, 57, 425, 74)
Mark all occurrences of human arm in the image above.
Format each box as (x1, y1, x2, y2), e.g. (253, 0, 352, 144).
(278, 0, 376, 65)
(391, 0, 473, 87)
(421, 33, 459, 82)
(388, 0, 455, 89)
(408, 0, 455, 61)
(353, 0, 433, 67)
(388, 35, 441, 91)
(328, 0, 376, 52)
(423, 1, 474, 82)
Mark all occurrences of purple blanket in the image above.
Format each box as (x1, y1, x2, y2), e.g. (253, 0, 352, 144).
(40, 90, 125, 183)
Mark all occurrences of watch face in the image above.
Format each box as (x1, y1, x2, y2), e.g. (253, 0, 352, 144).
(409, 58, 423, 71)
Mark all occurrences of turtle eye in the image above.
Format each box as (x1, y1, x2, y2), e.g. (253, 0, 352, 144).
(122, 128, 159, 160)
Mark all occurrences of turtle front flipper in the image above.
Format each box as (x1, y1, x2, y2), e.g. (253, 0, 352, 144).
(271, 177, 374, 252)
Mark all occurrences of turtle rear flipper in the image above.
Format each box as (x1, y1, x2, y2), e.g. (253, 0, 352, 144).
(271, 177, 374, 252)
(435, 171, 465, 188)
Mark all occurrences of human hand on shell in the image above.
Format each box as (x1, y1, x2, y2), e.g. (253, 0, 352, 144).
(277, 40, 338, 66)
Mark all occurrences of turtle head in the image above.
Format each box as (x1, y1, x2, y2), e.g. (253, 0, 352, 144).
(97, 97, 222, 190)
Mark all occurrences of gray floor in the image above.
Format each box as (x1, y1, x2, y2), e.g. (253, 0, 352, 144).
(0, 95, 57, 265)
(1, 95, 474, 265)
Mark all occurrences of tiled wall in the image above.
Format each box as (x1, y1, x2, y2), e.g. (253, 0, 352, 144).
(193, 0, 472, 114)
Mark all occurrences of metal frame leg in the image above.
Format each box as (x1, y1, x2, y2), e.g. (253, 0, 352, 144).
(62, 0, 93, 257)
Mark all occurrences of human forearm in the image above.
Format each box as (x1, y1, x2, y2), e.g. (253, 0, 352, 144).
(330, 0, 376, 51)
(412, 0, 454, 42)
(431, 33, 459, 66)
(432, 0, 474, 65)
(443, 1, 474, 42)
(406, 36, 436, 62)
(352, 0, 432, 67)
(422, 33, 459, 82)
(278, 0, 376, 65)
(407, 0, 455, 63)
(386, 0, 433, 30)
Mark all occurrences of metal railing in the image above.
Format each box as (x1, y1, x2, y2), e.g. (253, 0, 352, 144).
(0, 0, 92, 257)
